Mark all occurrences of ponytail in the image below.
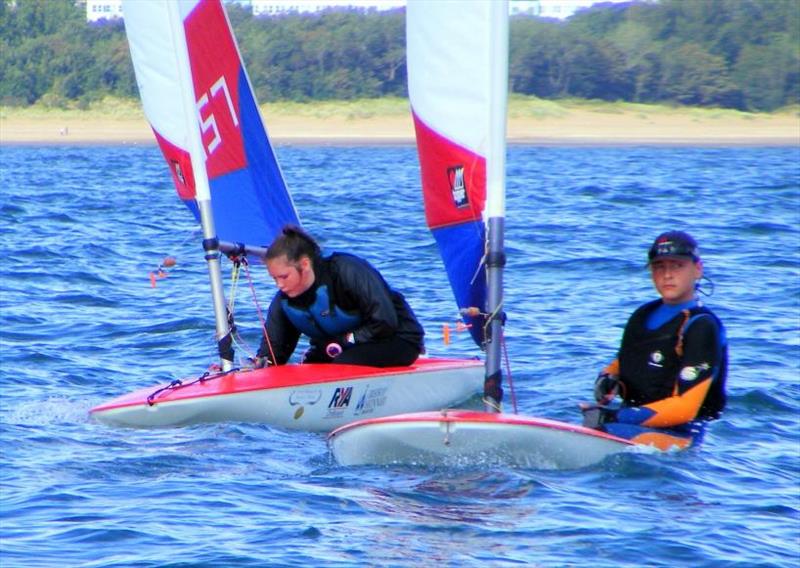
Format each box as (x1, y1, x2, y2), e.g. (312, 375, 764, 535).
(266, 224, 321, 263)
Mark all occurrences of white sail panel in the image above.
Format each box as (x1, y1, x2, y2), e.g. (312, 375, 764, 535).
(122, 0, 200, 162)
(407, 0, 493, 156)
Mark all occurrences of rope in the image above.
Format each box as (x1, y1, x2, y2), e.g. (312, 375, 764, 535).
(227, 259, 240, 315)
(672, 309, 692, 396)
(145, 368, 240, 405)
(482, 300, 504, 346)
(501, 327, 517, 414)
(222, 257, 253, 364)
(228, 257, 260, 363)
(675, 309, 691, 358)
(242, 256, 277, 365)
(482, 396, 502, 413)
(470, 303, 515, 413)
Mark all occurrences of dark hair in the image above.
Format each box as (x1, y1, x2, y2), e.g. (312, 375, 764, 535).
(265, 224, 321, 263)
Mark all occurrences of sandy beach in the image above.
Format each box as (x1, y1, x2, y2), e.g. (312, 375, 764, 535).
(1, 102, 798, 146)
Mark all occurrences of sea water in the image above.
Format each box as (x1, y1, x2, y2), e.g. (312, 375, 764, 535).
(1, 143, 798, 567)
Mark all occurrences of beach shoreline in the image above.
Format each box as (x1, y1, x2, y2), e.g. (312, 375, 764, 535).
(2, 104, 798, 146)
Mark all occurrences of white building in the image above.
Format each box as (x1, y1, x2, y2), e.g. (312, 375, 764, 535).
(511, 0, 635, 19)
(251, 0, 404, 17)
(84, 0, 402, 21)
(85, 0, 123, 22)
(85, 0, 634, 22)
(250, 0, 633, 19)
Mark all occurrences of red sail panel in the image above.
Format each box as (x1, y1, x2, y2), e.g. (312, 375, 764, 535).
(413, 113, 486, 230)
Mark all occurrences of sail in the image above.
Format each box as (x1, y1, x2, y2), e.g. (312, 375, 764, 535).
(122, 0, 299, 247)
(406, 0, 508, 347)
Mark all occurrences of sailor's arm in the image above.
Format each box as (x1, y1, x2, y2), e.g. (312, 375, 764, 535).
(614, 378, 713, 427)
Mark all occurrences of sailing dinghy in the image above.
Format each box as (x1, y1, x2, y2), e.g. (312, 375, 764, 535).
(90, 0, 482, 430)
(328, 0, 690, 468)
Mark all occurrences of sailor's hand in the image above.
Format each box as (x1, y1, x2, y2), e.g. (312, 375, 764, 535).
(251, 356, 271, 369)
(580, 403, 617, 430)
(593, 372, 621, 404)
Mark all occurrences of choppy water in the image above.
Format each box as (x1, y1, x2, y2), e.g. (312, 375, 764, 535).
(1, 143, 799, 567)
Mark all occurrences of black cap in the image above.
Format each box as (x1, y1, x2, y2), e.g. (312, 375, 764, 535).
(647, 231, 700, 263)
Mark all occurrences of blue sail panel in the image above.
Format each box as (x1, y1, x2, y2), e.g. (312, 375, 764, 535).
(207, 66, 298, 246)
(431, 221, 487, 346)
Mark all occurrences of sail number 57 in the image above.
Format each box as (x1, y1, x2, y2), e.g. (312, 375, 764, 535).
(197, 76, 239, 156)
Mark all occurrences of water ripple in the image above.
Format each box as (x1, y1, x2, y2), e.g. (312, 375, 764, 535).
(0, 144, 798, 567)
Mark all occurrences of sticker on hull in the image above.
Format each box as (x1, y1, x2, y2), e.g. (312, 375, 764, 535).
(354, 385, 388, 417)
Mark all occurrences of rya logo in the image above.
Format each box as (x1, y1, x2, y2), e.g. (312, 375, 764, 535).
(328, 387, 353, 408)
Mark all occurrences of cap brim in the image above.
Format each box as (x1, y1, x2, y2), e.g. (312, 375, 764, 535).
(647, 253, 699, 266)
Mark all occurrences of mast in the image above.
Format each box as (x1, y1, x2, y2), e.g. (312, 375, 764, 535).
(166, 0, 233, 371)
(483, 1, 509, 411)
(406, 0, 509, 410)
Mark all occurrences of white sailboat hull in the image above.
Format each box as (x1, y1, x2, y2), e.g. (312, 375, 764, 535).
(91, 358, 483, 431)
(328, 411, 635, 470)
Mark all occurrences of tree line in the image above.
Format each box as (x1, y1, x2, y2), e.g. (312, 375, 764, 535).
(0, 0, 797, 112)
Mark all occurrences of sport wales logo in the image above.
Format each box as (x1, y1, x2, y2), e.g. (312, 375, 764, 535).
(448, 165, 469, 208)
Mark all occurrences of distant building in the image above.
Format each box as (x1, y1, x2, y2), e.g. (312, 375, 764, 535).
(85, 0, 123, 22)
(251, 0, 404, 17)
(251, 0, 628, 19)
(84, 0, 634, 23)
(511, 0, 636, 19)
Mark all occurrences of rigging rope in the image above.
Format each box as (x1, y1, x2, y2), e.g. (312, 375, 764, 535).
(501, 327, 517, 414)
(146, 367, 240, 406)
(226, 256, 253, 362)
(462, 304, 517, 413)
(221, 252, 277, 367)
(242, 255, 277, 366)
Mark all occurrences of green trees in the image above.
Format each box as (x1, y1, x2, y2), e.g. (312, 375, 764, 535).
(507, 0, 798, 110)
(658, 42, 741, 107)
(0, 0, 132, 106)
(226, 6, 405, 101)
(0, 0, 797, 111)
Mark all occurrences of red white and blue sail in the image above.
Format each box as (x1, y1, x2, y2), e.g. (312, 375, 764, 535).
(122, 0, 298, 246)
(407, 1, 507, 347)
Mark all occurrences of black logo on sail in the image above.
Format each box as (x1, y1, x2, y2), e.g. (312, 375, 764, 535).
(448, 165, 469, 208)
(172, 160, 186, 185)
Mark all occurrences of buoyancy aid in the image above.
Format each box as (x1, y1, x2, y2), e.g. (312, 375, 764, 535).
(618, 299, 727, 419)
(281, 284, 362, 340)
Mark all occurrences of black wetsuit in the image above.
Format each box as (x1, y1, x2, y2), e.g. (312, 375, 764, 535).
(614, 298, 728, 426)
(257, 253, 424, 367)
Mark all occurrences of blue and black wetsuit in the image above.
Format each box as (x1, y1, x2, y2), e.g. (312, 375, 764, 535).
(257, 253, 424, 367)
(602, 298, 727, 429)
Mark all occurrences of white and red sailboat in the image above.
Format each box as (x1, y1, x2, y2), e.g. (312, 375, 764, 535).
(328, 0, 693, 468)
(90, 0, 483, 430)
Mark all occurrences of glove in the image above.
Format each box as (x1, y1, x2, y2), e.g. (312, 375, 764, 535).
(252, 356, 272, 369)
(593, 372, 621, 404)
(580, 404, 618, 430)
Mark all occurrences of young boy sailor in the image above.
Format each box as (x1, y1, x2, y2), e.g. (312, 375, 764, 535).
(583, 231, 728, 432)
